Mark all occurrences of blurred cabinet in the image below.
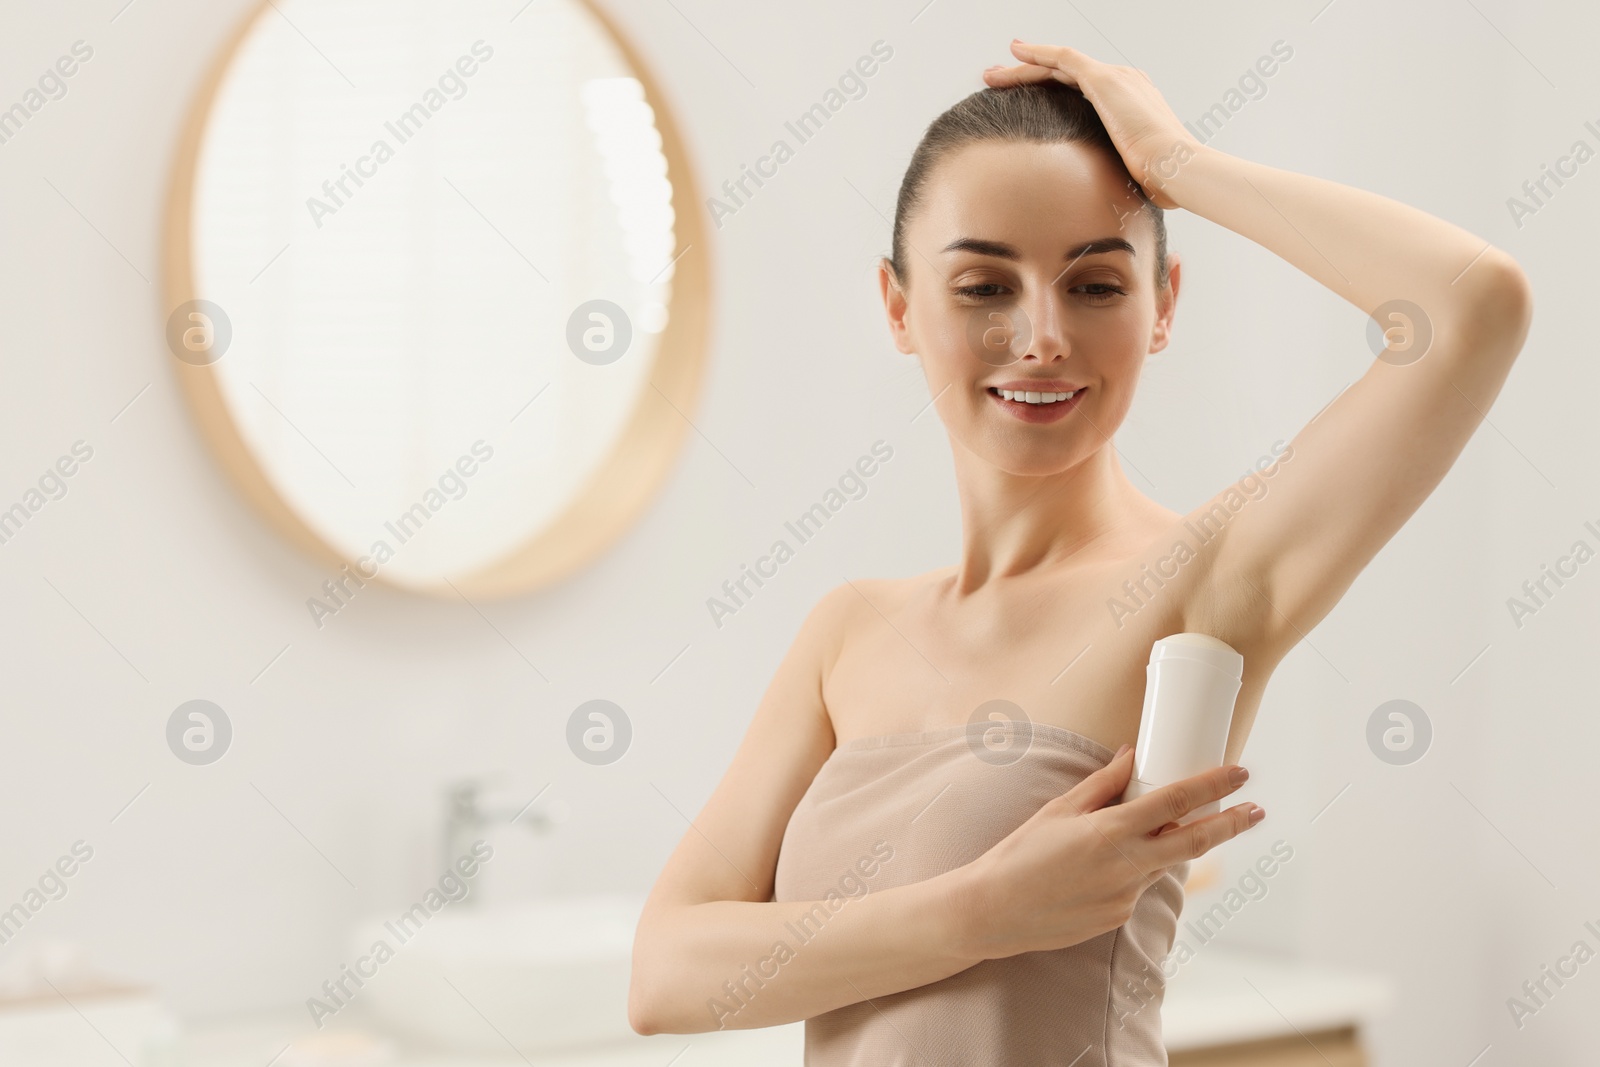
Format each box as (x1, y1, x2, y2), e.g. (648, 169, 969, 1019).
(1172, 1025, 1366, 1066)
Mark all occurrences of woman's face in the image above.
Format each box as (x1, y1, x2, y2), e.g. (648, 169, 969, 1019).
(880, 138, 1179, 477)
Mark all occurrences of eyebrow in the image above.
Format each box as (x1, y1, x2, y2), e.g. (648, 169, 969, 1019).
(940, 236, 1136, 263)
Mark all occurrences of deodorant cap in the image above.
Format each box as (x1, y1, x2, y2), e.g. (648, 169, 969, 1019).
(1150, 632, 1244, 678)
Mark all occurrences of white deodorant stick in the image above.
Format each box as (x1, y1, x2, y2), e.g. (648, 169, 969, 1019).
(1120, 633, 1244, 826)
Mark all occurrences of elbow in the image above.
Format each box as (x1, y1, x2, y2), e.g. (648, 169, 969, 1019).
(629, 906, 719, 1035)
(629, 980, 704, 1037)
(1467, 248, 1535, 350)
(629, 908, 661, 1035)
(630, 969, 714, 1036)
(628, 938, 693, 1036)
(627, 994, 659, 1037)
(628, 964, 669, 1036)
(628, 945, 664, 1036)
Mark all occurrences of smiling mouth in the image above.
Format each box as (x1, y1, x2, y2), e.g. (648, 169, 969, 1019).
(986, 386, 1082, 405)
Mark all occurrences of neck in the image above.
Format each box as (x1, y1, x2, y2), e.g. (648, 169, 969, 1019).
(947, 438, 1147, 594)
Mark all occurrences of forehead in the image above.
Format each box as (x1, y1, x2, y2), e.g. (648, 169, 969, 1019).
(909, 138, 1151, 257)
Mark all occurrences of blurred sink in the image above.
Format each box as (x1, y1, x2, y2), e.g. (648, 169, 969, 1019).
(350, 891, 646, 1055)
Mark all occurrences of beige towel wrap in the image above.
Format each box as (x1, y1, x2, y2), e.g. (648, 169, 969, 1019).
(772, 721, 1188, 1066)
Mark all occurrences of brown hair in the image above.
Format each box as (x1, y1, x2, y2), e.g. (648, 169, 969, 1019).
(885, 81, 1168, 294)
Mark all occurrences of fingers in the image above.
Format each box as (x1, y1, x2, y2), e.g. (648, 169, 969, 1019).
(1145, 801, 1265, 869)
(983, 39, 1094, 88)
(982, 63, 1056, 88)
(1054, 744, 1136, 816)
(1007, 40, 1090, 85)
(1109, 762, 1251, 838)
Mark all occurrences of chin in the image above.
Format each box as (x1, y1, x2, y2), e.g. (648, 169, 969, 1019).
(966, 432, 1088, 477)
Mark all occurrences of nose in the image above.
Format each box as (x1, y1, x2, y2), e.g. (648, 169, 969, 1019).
(1019, 281, 1067, 365)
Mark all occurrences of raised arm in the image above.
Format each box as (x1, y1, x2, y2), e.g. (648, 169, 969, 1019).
(988, 41, 1534, 759)
(627, 583, 981, 1034)
(1163, 143, 1534, 670)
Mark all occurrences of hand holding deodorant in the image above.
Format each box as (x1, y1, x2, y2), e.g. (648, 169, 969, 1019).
(1120, 633, 1244, 826)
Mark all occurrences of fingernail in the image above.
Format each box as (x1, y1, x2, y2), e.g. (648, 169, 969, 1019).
(1114, 743, 1130, 759)
(1228, 766, 1249, 786)
(984, 64, 1003, 72)
(1248, 804, 1266, 825)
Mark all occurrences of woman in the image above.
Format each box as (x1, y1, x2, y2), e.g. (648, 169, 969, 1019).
(629, 39, 1532, 1064)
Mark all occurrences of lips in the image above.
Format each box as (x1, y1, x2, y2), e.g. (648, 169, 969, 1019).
(986, 384, 1086, 423)
(988, 380, 1083, 393)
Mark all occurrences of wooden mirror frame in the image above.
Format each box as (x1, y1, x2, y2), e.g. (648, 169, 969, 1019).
(162, 0, 711, 600)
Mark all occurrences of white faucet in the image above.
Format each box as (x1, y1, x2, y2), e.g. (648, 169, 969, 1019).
(441, 779, 560, 905)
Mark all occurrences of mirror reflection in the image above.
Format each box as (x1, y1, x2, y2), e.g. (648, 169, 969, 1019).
(176, 0, 702, 594)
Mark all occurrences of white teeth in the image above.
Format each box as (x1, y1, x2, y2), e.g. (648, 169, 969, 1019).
(997, 388, 1078, 404)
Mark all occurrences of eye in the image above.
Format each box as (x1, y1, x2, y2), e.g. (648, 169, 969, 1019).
(954, 282, 1127, 303)
(953, 282, 1007, 300)
(1075, 283, 1127, 303)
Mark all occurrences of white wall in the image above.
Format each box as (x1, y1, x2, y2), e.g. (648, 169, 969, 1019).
(0, 0, 1593, 1062)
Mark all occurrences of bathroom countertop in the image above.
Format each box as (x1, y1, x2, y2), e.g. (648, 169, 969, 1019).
(179, 1008, 804, 1066)
(179, 947, 1393, 1065)
(1161, 945, 1394, 1049)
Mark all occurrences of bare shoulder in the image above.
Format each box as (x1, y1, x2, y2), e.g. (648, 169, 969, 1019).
(822, 567, 955, 644)
(638, 583, 863, 915)
(728, 575, 926, 758)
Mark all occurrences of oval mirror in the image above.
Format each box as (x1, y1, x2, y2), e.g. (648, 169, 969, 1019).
(163, 0, 709, 599)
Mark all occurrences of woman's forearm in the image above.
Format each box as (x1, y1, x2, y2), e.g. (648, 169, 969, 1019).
(1160, 144, 1511, 326)
(629, 865, 982, 1034)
